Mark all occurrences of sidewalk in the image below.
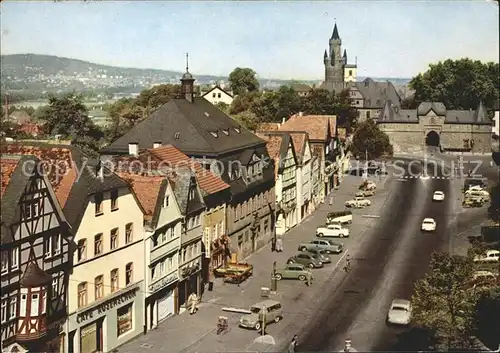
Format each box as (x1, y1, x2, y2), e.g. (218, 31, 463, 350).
(115, 174, 395, 353)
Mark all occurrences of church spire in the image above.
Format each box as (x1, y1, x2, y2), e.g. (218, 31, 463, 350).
(180, 52, 195, 103)
(324, 49, 328, 58)
(331, 22, 340, 40)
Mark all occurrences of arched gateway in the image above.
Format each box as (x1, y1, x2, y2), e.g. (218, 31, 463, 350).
(425, 130, 440, 147)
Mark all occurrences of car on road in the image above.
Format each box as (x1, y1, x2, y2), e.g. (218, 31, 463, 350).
(305, 248, 331, 263)
(326, 210, 352, 226)
(287, 252, 323, 268)
(345, 196, 371, 208)
(356, 190, 375, 197)
(386, 299, 412, 325)
(316, 224, 350, 238)
(239, 300, 283, 331)
(298, 239, 344, 254)
(432, 191, 445, 201)
(274, 264, 313, 281)
(421, 218, 436, 232)
(473, 250, 500, 263)
(465, 189, 490, 202)
(472, 270, 497, 281)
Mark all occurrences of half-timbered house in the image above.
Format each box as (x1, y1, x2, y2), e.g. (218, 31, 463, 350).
(1, 155, 72, 353)
(2, 142, 146, 353)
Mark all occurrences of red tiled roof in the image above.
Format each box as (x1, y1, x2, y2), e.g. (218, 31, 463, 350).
(146, 145, 230, 195)
(117, 173, 164, 220)
(288, 132, 307, 159)
(0, 158, 20, 197)
(258, 123, 281, 132)
(280, 114, 336, 141)
(256, 134, 284, 178)
(1, 145, 76, 206)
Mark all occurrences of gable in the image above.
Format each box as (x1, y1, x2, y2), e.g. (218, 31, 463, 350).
(303, 140, 312, 164)
(155, 180, 183, 228)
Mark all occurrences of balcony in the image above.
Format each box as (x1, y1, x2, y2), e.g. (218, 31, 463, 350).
(182, 227, 202, 245)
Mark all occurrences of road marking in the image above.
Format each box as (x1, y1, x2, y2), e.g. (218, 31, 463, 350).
(395, 179, 408, 182)
(362, 214, 380, 218)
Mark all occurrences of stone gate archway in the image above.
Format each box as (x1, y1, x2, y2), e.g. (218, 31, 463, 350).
(425, 130, 440, 147)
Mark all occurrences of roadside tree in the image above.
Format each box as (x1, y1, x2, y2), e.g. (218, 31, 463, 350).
(350, 119, 393, 160)
(228, 67, 260, 95)
(412, 251, 477, 350)
(410, 59, 499, 111)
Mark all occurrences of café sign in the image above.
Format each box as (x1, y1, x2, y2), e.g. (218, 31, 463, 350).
(149, 274, 178, 293)
(76, 287, 138, 324)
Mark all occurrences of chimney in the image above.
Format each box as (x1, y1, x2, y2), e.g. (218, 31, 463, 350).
(299, 112, 303, 117)
(128, 142, 138, 156)
(282, 117, 286, 124)
(153, 142, 161, 149)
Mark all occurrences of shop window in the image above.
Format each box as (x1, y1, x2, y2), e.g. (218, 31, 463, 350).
(125, 263, 133, 286)
(78, 282, 87, 308)
(117, 303, 133, 336)
(77, 239, 87, 262)
(95, 275, 104, 300)
(111, 269, 119, 293)
(125, 223, 133, 244)
(110, 189, 119, 211)
(110, 228, 119, 250)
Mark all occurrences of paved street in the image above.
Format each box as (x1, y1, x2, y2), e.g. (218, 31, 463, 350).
(115, 172, 397, 353)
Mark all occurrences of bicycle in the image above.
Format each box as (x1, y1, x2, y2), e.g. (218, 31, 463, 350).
(216, 316, 228, 335)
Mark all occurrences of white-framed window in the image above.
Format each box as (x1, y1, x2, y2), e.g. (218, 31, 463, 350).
(31, 293, 39, 316)
(163, 194, 169, 208)
(168, 256, 173, 270)
(219, 221, 224, 236)
(1, 300, 7, 323)
(159, 261, 165, 275)
(52, 278, 58, 300)
(53, 234, 61, 255)
(169, 227, 175, 239)
(20, 294, 27, 316)
(160, 231, 167, 244)
(10, 248, 18, 270)
(41, 292, 46, 314)
(1, 250, 8, 274)
(9, 296, 17, 319)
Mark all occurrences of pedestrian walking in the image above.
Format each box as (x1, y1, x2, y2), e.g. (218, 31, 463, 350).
(276, 237, 283, 252)
(271, 237, 276, 252)
(288, 335, 298, 353)
(329, 196, 333, 205)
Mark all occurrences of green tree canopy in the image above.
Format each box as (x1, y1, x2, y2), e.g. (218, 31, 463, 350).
(412, 252, 477, 350)
(228, 67, 260, 95)
(229, 91, 261, 115)
(350, 119, 392, 160)
(410, 59, 499, 111)
(39, 92, 103, 156)
(232, 110, 261, 132)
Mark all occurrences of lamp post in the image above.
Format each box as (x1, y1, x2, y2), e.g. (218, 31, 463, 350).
(271, 261, 277, 292)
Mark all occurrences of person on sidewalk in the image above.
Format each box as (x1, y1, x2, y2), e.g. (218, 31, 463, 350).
(188, 293, 199, 315)
(288, 335, 298, 353)
(276, 237, 283, 252)
(271, 236, 276, 252)
(329, 196, 333, 205)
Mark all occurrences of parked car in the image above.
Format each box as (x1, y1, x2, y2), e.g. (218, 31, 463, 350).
(274, 264, 313, 281)
(298, 239, 344, 254)
(421, 218, 436, 232)
(287, 252, 323, 268)
(465, 190, 490, 202)
(474, 250, 500, 263)
(305, 248, 331, 263)
(239, 300, 283, 330)
(326, 210, 353, 226)
(432, 191, 445, 201)
(345, 196, 371, 208)
(472, 270, 497, 281)
(356, 189, 375, 197)
(316, 223, 350, 238)
(386, 299, 412, 325)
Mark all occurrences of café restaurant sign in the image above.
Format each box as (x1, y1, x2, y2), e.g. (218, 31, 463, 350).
(76, 287, 138, 324)
(149, 274, 178, 293)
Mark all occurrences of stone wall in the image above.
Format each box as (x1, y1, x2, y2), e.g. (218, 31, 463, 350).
(379, 123, 423, 153)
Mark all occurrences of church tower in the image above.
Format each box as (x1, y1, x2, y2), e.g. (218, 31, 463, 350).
(324, 22, 346, 92)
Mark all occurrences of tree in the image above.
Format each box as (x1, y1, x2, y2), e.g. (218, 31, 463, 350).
(412, 252, 477, 350)
(334, 89, 358, 132)
(134, 84, 180, 110)
(39, 93, 103, 156)
(350, 119, 393, 160)
(215, 102, 230, 114)
(229, 91, 261, 115)
(301, 88, 337, 115)
(410, 59, 499, 111)
(251, 86, 301, 122)
(228, 67, 259, 96)
(231, 110, 261, 132)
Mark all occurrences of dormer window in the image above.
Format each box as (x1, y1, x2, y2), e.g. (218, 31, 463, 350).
(222, 129, 229, 135)
(234, 127, 241, 134)
(210, 131, 218, 138)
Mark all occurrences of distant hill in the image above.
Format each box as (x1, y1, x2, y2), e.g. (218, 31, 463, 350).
(0, 53, 412, 95)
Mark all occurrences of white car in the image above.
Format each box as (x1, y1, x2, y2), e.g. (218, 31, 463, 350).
(472, 270, 496, 281)
(316, 224, 350, 238)
(474, 250, 500, 263)
(432, 191, 445, 201)
(345, 197, 371, 208)
(421, 218, 436, 232)
(387, 299, 412, 325)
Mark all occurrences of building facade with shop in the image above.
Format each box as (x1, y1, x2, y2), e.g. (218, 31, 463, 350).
(256, 132, 298, 236)
(288, 132, 313, 222)
(311, 156, 323, 208)
(0, 155, 72, 353)
(100, 63, 275, 261)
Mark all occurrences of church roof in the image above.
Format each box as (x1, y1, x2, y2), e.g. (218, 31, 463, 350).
(101, 97, 266, 156)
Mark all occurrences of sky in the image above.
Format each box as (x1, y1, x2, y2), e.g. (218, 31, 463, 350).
(1, 1, 498, 80)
